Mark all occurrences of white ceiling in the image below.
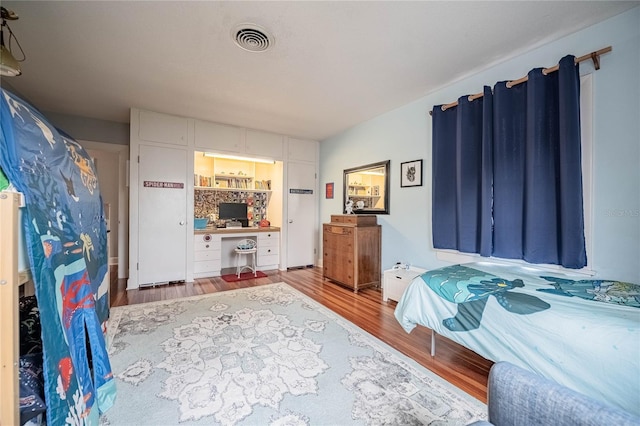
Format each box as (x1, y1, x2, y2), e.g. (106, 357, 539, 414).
(2, 1, 637, 141)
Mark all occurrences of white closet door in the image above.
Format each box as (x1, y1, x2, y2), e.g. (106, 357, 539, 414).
(286, 161, 317, 268)
(138, 144, 187, 285)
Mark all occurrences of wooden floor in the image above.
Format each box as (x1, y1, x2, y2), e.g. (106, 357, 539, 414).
(111, 266, 492, 402)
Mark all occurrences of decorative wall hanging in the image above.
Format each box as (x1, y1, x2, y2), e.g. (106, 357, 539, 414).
(325, 182, 334, 199)
(401, 159, 423, 188)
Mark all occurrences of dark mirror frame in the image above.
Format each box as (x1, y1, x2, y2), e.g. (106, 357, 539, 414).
(343, 160, 390, 215)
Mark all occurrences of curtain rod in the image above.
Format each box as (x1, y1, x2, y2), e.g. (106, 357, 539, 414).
(429, 46, 612, 115)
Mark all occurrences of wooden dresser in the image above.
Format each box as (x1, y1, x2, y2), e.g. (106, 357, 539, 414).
(322, 214, 381, 292)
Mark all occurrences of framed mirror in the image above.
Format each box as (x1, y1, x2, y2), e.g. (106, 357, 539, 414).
(343, 160, 390, 215)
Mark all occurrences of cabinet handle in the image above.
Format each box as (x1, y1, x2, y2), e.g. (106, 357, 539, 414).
(205, 244, 209, 248)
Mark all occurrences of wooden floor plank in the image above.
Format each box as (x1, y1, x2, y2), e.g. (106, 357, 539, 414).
(110, 266, 492, 402)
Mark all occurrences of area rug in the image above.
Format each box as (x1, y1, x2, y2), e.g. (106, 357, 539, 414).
(102, 283, 486, 425)
(221, 270, 268, 282)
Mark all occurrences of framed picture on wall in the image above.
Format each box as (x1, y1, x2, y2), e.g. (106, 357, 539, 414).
(325, 182, 334, 199)
(400, 159, 423, 187)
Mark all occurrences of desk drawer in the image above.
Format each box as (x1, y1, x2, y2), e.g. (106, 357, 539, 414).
(258, 245, 278, 257)
(194, 259, 221, 274)
(195, 249, 221, 262)
(258, 232, 279, 247)
(257, 254, 279, 267)
(194, 235, 221, 251)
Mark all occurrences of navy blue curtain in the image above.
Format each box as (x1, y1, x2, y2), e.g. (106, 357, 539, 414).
(493, 78, 527, 259)
(433, 55, 586, 269)
(432, 103, 458, 250)
(432, 86, 493, 256)
(494, 55, 586, 268)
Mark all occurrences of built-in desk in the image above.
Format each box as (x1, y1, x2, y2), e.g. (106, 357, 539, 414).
(193, 227, 280, 278)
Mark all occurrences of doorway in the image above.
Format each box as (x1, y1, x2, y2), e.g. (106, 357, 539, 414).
(81, 140, 129, 305)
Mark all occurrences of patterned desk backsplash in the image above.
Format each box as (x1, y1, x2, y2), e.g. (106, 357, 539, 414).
(194, 189, 269, 227)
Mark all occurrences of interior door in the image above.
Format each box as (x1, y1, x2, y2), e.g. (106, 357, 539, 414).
(287, 161, 317, 268)
(138, 144, 187, 285)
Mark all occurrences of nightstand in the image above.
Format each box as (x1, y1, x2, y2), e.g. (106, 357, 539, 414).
(382, 267, 426, 302)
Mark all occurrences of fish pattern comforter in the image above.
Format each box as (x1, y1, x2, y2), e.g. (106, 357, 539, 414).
(394, 262, 640, 416)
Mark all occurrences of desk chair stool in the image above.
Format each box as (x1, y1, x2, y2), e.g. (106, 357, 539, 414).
(235, 239, 257, 278)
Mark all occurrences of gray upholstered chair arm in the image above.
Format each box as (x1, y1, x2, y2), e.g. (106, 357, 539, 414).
(483, 362, 640, 426)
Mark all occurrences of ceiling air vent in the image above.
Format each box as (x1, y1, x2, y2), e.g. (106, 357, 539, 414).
(233, 24, 273, 53)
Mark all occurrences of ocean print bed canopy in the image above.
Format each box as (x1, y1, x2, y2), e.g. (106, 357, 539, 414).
(0, 88, 115, 424)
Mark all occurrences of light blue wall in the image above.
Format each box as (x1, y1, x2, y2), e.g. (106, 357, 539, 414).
(320, 7, 640, 283)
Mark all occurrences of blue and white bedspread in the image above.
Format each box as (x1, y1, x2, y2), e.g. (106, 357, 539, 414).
(394, 262, 640, 416)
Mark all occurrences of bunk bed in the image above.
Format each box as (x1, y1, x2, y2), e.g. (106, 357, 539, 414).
(0, 88, 116, 425)
(394, 261, 640, 416)
(0, 191, 41, 425)
(0, 191, 22, 425)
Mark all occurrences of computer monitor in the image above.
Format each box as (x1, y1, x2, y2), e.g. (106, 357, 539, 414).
(218, 202, 248, 224)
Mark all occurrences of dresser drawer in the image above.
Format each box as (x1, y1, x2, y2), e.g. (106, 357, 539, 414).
(323, 265, 353, 284)
(326, 249, 353, 263)
(330, 215, 377, 225)
(323, 236, 352, 251)
(323, 224, 354, 236)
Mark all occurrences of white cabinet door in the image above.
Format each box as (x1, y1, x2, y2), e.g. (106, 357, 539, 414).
(138, 144, 187, 285)
(194, 120, 244, 152)
(138, 110, 188, 146)
(286, 162, 317, 268)
(288, 138, 317, 163)
(245, 129, 284, 159)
